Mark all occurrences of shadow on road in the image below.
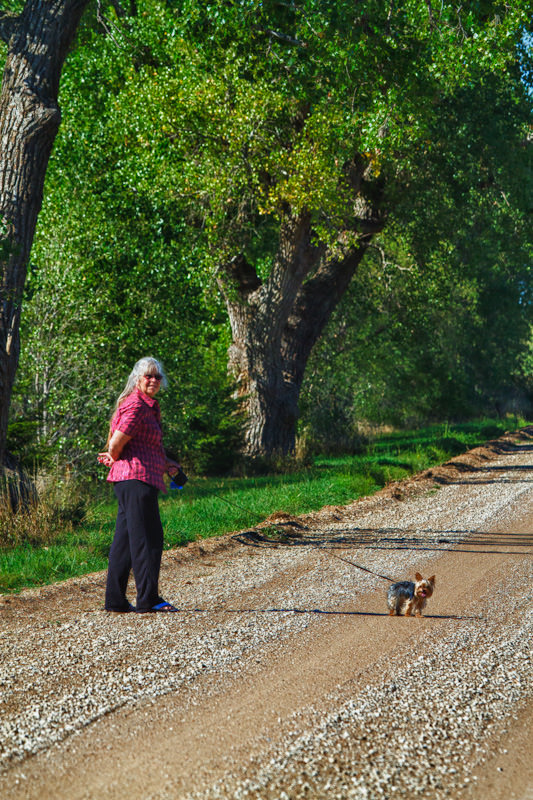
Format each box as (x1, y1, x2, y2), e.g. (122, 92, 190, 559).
(233, 527, 533, 556)
(162, 606, 483, 621)
(430, 460, 533, 485)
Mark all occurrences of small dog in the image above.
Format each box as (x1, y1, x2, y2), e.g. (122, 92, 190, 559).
(387, 573, 435, 617)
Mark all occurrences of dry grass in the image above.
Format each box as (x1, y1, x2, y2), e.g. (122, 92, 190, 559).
(0, 470, 86, 548)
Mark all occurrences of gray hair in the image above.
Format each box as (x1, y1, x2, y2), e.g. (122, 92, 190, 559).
(107, 357, 168, 443)
(119, 356, 168, 400)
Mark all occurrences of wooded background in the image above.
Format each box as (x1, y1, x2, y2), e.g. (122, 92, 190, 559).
(2, 0, 533, 476)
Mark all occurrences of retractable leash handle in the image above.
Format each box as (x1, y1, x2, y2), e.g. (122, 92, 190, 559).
(169, 467, 188, 490)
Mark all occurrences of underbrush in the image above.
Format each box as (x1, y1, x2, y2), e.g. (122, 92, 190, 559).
(0, 474, 87, 548)
(0, 417, 527, 594)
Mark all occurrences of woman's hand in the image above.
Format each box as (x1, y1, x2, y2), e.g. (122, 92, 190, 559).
(97, 452, 114, 467)
(165, 458, 180, 476)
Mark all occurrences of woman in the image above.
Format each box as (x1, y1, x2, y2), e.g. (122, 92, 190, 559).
(98, 357, 180, 613)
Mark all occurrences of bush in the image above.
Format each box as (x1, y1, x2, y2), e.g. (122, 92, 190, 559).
(480, 423, 505, 440)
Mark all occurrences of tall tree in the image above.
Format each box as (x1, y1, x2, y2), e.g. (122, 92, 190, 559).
(106, 0, 531, 457)
(0, 0, 89, 466)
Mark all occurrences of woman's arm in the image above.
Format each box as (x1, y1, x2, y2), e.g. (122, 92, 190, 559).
(97, 430, 133, 467)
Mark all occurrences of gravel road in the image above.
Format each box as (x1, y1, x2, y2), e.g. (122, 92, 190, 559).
(0, 430, 532, 799)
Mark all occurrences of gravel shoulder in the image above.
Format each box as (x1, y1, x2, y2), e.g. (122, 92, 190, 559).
(0, 430, 532, 799)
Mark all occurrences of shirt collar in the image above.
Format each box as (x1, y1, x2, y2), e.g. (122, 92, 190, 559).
(135, 387, 159, 408)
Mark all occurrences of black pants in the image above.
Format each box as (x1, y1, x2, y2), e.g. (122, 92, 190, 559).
(105, 480, 164, 612)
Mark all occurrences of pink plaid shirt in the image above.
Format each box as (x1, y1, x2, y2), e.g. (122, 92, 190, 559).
(107, 389, 167, 492)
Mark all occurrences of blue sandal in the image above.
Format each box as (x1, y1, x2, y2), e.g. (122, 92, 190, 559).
(137, 601, 178, 613)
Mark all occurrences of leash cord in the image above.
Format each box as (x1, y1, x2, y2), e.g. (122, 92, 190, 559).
(311, 546, 395, 583)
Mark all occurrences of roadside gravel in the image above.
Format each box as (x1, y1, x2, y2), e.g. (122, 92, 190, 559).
(0, 431, 532, 799)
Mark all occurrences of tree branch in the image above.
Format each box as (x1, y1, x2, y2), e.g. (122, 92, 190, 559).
(218, 253, 262, 299)
(257, 27, 306, 47)
(279, 243, 370, 385)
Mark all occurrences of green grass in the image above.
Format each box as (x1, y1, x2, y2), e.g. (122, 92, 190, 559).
(0, 417, 527, 594)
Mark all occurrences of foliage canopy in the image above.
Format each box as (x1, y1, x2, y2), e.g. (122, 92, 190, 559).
(8, 0, 533, 470)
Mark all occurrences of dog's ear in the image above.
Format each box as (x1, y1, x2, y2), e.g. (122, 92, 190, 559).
(415, 572, 423, 581)
(429, 575, 435, 584)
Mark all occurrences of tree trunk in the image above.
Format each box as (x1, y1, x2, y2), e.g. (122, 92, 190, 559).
(219, 187, 384, 457)
(0, 0, 89, 466)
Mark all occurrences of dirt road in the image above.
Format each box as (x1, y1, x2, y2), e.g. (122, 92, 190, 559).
(1, 431, 532, 799)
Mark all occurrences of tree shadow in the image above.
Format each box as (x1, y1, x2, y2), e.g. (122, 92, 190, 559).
(430, 459, 533, 485)
(233, 525, 533, 555)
